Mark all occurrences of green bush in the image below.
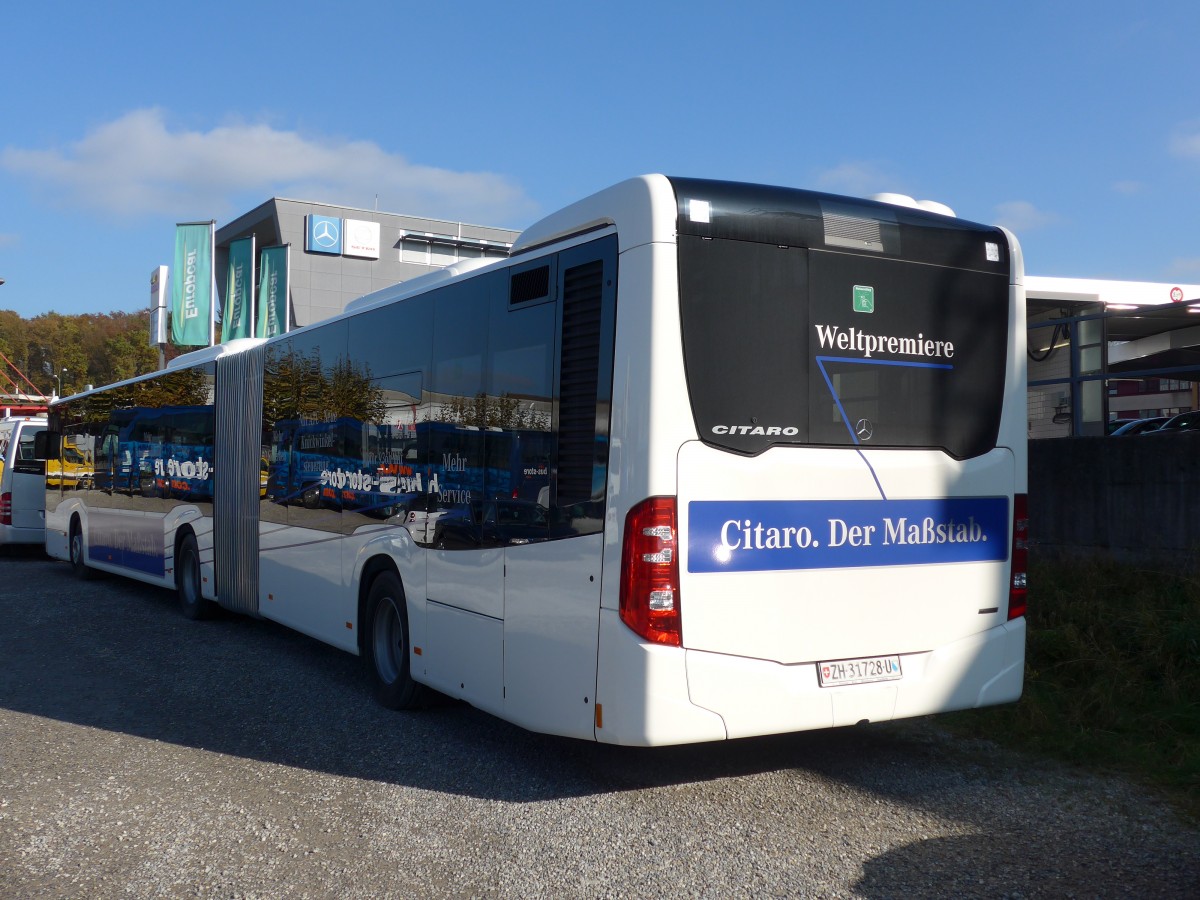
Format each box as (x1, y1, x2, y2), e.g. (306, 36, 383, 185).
(945, 556, 1200, 817)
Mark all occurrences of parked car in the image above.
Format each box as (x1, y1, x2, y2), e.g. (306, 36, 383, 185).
(432, 499, 548, 549)
(1109, 416, 1167, 435)
(1144, 411, 1200, 434)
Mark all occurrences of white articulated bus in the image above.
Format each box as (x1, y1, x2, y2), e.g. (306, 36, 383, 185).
(44, 176, 1028, 746)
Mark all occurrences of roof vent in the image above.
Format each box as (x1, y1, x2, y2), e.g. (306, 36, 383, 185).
(871, 193, 956, 218)
(822, 202, 885, 252)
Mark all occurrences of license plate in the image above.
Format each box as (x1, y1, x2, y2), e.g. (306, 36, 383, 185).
(817, 655, 903, 687)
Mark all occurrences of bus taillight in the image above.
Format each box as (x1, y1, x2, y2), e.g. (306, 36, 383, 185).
(620, 496, 682, 647)
(1008, 493, 1028, 620)
(0, 492, 11, 526)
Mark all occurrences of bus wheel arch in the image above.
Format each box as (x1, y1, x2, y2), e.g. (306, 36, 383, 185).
(360, 560, 426, 710)
(175, 528, 212, 621)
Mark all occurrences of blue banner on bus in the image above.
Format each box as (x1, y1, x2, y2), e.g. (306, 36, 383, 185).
(687, 497, 1009, 573)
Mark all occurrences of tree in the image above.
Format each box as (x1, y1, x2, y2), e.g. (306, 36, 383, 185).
(0, 307, 161, 396)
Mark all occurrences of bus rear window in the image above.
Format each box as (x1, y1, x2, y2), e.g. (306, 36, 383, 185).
(677, 235, 1010, 458)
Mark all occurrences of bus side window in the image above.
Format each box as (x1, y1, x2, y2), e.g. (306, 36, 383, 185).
(429, 278, 491, 543)
(484, 268, 555, 546)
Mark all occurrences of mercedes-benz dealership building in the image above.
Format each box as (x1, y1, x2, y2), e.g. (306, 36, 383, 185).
(215, 198, 519, 329)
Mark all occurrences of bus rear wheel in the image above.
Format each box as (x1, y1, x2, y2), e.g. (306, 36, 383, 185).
(176, 533, 213, 621)
(365, 571, 426, 710)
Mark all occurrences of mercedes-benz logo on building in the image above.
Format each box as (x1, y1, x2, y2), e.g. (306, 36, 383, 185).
(313, 219, 340, 248)
(855, 418, 874, 441)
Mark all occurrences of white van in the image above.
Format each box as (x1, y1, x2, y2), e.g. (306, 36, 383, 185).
(0, 415, 48, 546)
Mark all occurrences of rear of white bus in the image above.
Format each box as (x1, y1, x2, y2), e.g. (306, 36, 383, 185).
(596, 177, 1027, 746)
(0, 417, 49, 546)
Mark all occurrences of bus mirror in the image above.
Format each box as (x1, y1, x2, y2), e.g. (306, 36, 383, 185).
(34, 430, 61, 461)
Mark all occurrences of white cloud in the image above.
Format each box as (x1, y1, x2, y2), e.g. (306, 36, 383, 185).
(992, 200, 1058, 233)
(0, 233, 18, 247)
(1, 108, 536, 225)
(1167, 257, 1200, 278)
(1111, 180, 1143, 195)
(1169, 124, 1200, 160)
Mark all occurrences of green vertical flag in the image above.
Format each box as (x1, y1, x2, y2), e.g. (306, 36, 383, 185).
(222, 237, 255, 342)
(256, 245, 289, 338)
(171, 222, 215, 346)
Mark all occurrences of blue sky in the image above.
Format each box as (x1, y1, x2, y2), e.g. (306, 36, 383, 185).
(2, 1, 1198, 317)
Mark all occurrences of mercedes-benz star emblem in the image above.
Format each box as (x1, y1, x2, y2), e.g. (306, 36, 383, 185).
(313, 219, 340, 248)
(855, 418, 874, 441)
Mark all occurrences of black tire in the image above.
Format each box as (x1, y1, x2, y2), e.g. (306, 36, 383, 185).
(176, 533, 213, 621)
(365, 571, 425, 710)
(69, 519, 93, 580)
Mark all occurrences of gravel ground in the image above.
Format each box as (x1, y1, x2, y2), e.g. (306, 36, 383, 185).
(1, 549, 1196, 899)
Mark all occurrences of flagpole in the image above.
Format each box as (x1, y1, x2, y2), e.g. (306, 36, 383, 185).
(249, 234, 257, 339)
(284, 243, 291, 334)
(209, 220, 216, 347)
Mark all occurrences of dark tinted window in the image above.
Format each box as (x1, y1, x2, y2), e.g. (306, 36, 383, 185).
(261, 339, 295, 524)
(678, 238, 809, 454)
(348, 293, 433, 380)
(346, 295, 434, 533)
(429, 276, 495, 528)
(483, 283, 555, 543)
(59, 366, 215, 512)
(678, 235, 1009, 459)
(259, 321, 356, 530)
(254, 237, 617, 546)
(807, 252, 1008, 457)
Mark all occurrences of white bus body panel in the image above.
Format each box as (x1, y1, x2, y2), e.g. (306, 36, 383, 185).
(47, 502, 211, 592)
(683, 618, 1025, 740)
(424, 601, 505, 714)
(44, 495, 73, 561)
(427, 545, 504, 620)
(677, 442, 1016, 663)
(595, 608, 728, 746)
(502, 534, 605, 740)
(998, 242, 1029, 492)
(258, 521, 429, 657)
(599, 238, 695, 612)
(513, 175, 678, 258)
(599, 442, 1025, 745)
(258, 521, 381, 654)
(259, 521, 358, 651)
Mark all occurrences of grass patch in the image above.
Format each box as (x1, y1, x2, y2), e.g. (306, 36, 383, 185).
(944, 555, 1200, 818)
